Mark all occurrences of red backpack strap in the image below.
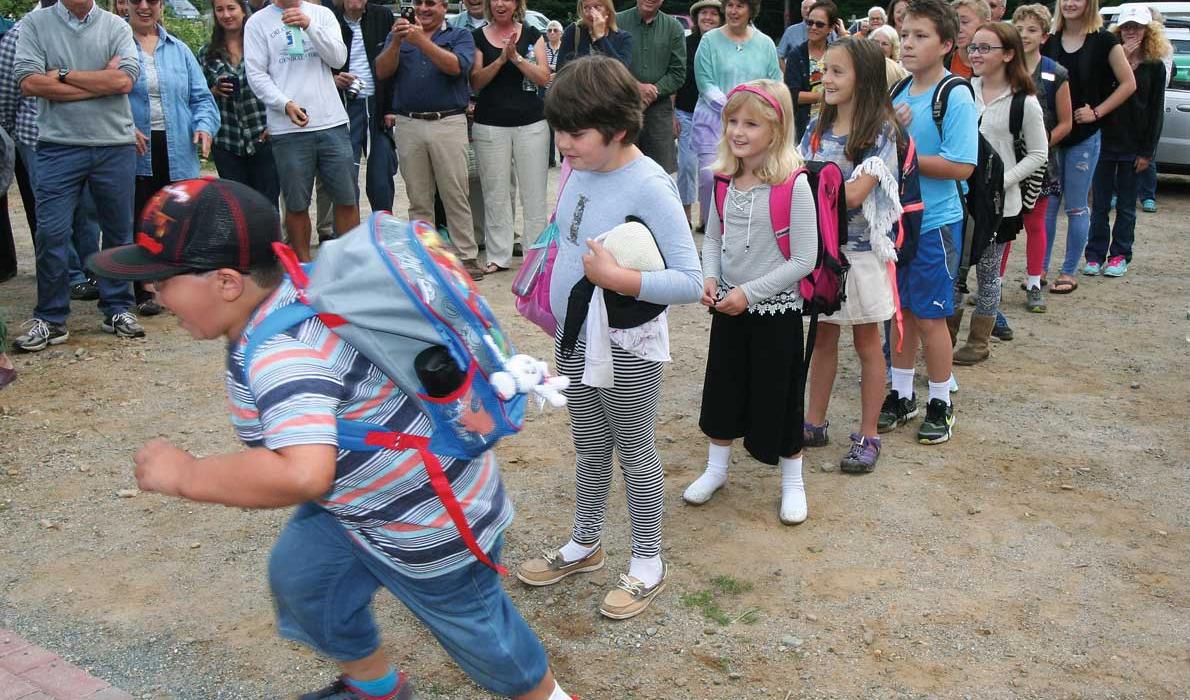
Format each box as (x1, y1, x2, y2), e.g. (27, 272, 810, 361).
(767, 170, 800, 260)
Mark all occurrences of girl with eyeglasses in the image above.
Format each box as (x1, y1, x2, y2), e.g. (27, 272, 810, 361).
(956, 22, 1047, 365)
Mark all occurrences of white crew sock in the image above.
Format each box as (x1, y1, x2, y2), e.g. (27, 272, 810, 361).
(629, 554, 664, 588)
(683, 443, 730, 504)
(778, 456, 807, 524)
(927, 380, 951, 405)
(1027, 274, 1041, 289)
(548, 681, 571, 700)
(891, 367, 915, 399)
(559, 539, 597, 563)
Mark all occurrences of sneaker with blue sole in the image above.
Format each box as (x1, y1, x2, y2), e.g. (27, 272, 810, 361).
(1082, 261, 1101, 276)
(1141, 198, 1157, 213)
(1102, 255, 1129, 277)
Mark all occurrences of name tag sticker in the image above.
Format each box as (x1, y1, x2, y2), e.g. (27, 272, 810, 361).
(1041, 72, 1055, 81)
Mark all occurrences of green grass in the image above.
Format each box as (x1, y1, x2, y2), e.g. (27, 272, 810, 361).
(681, 576, 758, 626)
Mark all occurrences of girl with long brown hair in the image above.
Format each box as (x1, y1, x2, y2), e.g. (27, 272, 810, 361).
(956, 22, 1047, 364)
(799, 37, 903, 473)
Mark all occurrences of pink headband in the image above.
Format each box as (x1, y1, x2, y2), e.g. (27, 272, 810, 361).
(726, 84, 783, 124)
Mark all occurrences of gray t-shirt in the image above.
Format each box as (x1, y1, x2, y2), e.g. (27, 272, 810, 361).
(549, 155, 702, 326)
(13, 3, 139, 146)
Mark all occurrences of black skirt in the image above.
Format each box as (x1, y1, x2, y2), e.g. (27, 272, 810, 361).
(698, 308, 805, 466)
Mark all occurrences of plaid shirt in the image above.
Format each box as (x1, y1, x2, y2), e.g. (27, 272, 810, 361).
(0, 21, 40, 147)
(198, 44, 268, 157)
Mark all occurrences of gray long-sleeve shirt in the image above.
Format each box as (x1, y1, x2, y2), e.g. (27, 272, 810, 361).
(702, 176, 817, 313)
(549, 155, 702, 327)
(13, 2, 138, 146)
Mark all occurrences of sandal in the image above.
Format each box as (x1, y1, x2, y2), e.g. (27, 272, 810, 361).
(1049, 276, 1078, 294)
(483, 263, 508, 274)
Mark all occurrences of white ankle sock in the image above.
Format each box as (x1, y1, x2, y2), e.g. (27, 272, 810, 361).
(548, 681, 571, 700)
(927, 380, 951, 405)
(559, 539, 597, 563)
(891, 367, 915, 399)
(778, 456, 807, 524)
(948, 373, 959, 393)
(683, 443, 730, 504)
(629, 554, 664, 588)
(1027, 274, 1041, 289)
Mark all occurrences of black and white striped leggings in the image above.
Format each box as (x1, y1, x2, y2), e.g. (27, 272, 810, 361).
(554, 332, 665, 559)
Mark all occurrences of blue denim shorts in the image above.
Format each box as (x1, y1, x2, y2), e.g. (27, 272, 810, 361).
(270, 124, 357, 211)
(268, 504, 548, 696)
(897, 220, 960, 319)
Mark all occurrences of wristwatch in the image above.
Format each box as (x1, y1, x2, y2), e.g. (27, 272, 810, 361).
(57, 67, 70, 83)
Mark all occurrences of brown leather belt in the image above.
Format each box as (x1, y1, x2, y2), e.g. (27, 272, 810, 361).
(398, 108, 466, 121)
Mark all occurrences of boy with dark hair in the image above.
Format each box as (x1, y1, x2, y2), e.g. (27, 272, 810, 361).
(882, 0, 977, 444)
(86, 177, 573, 700)
(516, 56, 702, 620)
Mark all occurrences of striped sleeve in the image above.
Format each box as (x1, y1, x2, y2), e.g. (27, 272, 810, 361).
(246, 331, 347, 451)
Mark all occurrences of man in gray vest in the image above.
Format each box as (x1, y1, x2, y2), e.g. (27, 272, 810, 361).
(12, 0, 144, 352)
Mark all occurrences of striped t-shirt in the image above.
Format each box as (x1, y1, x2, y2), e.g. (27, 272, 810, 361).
(225, 280, 514, 579)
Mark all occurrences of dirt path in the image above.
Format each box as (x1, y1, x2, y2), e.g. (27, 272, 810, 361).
(1, 171, 1188, 699)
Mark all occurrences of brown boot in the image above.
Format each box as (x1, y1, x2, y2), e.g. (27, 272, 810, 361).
(953, 314, 994, 365)
(946, 308, 965, 348)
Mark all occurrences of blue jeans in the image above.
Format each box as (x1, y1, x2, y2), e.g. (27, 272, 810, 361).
(346, 96, 397, 213)
(1137, 160, 1157, 201)
(269, 504, 549, 697)
(33, 143, 135, 324)
(1043, 131, 1100, 276)
(1087, 150, 1138, 264)
(212, 143, 281, 209)
(18, 141, 102, 287)
(675, 109, 697, 207)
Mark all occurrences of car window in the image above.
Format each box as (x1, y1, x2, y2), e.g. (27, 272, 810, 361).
(1171, 39, 1190, 90)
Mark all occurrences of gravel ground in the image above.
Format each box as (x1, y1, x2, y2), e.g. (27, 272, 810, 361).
(1, 170, 1188, 699)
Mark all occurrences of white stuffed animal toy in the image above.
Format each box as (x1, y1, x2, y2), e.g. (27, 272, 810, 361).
(491, 354, 570, 408)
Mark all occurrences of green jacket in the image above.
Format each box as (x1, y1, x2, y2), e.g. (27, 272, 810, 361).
(615, 7, 685, 97)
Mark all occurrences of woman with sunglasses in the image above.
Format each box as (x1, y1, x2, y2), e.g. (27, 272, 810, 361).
(200, 0, 281, 207)
(128, 0, 219, 314)
(784, 0, 838, 141)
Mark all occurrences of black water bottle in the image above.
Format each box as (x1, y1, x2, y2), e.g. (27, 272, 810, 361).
(415, 346, 467, 398)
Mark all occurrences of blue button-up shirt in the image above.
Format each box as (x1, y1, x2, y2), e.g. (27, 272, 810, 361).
(389, 23, 474, 114)
(130, 25, 220, 179)
(55, 0, 100, 32)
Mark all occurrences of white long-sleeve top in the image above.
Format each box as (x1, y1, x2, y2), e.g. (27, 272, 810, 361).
(702, 175, 817, 314)
(244, 1, 348, 136)
(972, 78, 1048, 218)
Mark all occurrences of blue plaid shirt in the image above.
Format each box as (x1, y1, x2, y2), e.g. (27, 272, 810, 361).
(0, 20, 40, 147)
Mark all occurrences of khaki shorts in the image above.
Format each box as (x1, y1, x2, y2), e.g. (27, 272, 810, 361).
(822, 249, 895, 326)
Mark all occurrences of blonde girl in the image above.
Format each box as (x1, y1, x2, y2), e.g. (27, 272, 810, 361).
(683, 79, 817, 525)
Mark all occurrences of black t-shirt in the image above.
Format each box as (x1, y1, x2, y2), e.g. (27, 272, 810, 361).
(674, 33, 701, 113)
(473, 25, 545, 127)
(1044, 28, 1119, 147)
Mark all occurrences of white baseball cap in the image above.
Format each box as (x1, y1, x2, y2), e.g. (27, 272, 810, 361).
(1116, 3, 1153, 27)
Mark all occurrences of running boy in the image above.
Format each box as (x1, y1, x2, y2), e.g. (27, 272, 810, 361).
(883, 0, 978, 444)
(87, 178, 573, 700)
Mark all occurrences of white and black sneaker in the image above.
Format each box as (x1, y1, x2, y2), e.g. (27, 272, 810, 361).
(14, 318, 69, 352)
(101, 312, 146, 338)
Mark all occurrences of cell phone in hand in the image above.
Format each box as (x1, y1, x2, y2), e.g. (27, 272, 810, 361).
(402, 6, 415, 23)
(220, 75, 240, 95)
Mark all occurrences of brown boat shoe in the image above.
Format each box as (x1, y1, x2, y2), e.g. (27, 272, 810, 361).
(516, 545, 606, 587)
(599, 562, 668, 620)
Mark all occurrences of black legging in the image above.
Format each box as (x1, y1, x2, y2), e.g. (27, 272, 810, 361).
(133, 130, 170, 303)
(0, 147, 38, 280)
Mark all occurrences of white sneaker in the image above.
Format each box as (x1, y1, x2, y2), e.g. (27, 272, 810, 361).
(682, 468, 726, 505)
(779, 489, 807, 525)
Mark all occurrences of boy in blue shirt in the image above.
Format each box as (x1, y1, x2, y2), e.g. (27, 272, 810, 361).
(882, 0, 978, 444)
(86, 179, 574, 700)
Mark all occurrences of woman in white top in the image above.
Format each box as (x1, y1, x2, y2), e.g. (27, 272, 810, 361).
(957, 22, 1047, 365)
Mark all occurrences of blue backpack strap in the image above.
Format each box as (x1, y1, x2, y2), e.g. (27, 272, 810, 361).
(242, 302, 319, 369)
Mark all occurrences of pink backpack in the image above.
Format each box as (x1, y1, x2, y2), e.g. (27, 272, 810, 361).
(712, 164, 849, 367)
(511, 161, 572, 336)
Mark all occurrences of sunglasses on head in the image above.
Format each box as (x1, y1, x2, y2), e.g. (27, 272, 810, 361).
(805, 19, 830, 29)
